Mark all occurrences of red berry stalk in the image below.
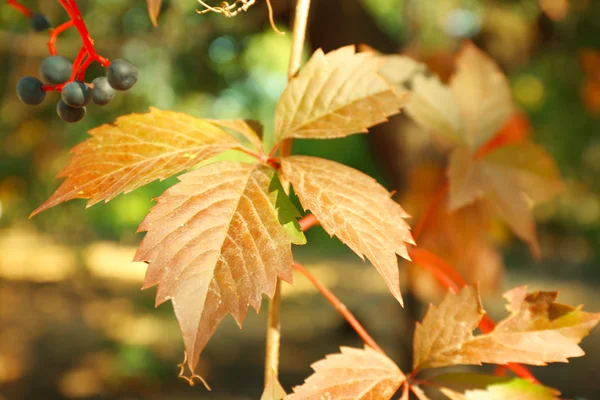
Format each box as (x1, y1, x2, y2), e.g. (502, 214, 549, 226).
(9, 0, 138, 123)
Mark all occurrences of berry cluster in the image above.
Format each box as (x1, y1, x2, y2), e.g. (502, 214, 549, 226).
(7, 0, 138, 123)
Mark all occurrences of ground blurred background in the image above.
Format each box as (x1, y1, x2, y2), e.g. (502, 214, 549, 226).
(0, 0, 599, 399)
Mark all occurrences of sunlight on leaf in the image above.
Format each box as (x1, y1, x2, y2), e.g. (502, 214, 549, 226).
(135, 161, 304, 374)
(414, 285, 600, 371)
(381, 42, 563, 257)
(288, 346, 405, 400)
(281, 156, 414, 305)
(32, 108, 241, 217)
(448, 141, 563, 257)
(413, 285, 485, 370)
(274, 46, 408, 141)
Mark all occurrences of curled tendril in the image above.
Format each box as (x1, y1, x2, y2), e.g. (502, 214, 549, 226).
(177, 352, 211, 390)
(196, 0, 283, 35)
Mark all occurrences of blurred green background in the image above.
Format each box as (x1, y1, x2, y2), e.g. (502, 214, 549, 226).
(0, 0, 599, 399)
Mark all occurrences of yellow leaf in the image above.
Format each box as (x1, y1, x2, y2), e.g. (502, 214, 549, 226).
(32, 108, 241, 216)
(135, 162, 304, 374)
(281, 156, 414, 305)
(450, 42, 514, 150)
(288, 346, 405, 400)
(274, 46, 408, 141)
(413, 286, 600, 371)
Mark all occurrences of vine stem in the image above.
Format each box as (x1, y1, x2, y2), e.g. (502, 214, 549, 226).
(296, 212, 539, 383)
(411, 182, 448, 242)
(6, 0, 31, 17)
(264, 0, 312, 386)
(293, 262, 385, 354)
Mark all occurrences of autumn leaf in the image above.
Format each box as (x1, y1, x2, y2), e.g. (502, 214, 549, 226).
(448, 141, 563, 257)
(288, 346, 405, 400)
(281, 155, 414, 305)
(209, 119, 264, 152)
(31, 108, 244, 217)
(413, 285, 600, 371)
(402, 166, 503, 301)
(274, 46, 408, 141)
(135, 161, 305, 373)
(433, 374, 560, 400)
(261, 374, 286, 400)
(146, 0, 163, 27)
(377, 53, 428, 91)
(413, 285, 485, 370)
(382, 43, 562, 256)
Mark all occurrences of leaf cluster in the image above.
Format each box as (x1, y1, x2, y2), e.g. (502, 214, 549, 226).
(32, 40, 596, 400)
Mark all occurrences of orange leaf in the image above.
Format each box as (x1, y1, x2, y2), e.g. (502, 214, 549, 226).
(146, 0, 162, 27)
(281, 155, 414, 305)
(288, 346, 405, 400)
(274, 46, 408, 141)
(413, 285, 600, 371)
(135, 162, 304, 373)
(31, 108, 241, 217)
(450, 42, 514, 150)
(448, 141, 563, 257)
(208, 119, 264, 151)
(413, 285, 485, 370)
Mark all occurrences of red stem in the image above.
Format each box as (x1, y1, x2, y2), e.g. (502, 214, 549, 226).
(6, 0, 32, 17)
(299, 213, 319, 231)
(412, 182, 449, 242)
(48, 20, 75, 55)
(408, 246, 538, 383)
(292, 261, 386, 355)
(57, 0, 95, 56)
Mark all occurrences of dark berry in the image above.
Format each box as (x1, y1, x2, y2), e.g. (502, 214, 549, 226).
(16, 76, 46, 105)
(91, 77, 116, 106)
(57, 100, 86, 123)
(40, 56, 72, 85)
(106, 59, 138, 91)
(61, 81, 92, 108)
(30, 13, 51, 32)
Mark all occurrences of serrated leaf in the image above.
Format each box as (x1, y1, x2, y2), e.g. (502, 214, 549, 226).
(274, 46, 408, 141)
(381, 44, 562, 257)
(146, 0, 163, 27)
(287, 346, 405, 400)
(450, 42, 514, 150)
(281, 156, 414, 305)
(32, 108, 241, 217)
(413, 285, 485, 370)
(433, 373, 560, 400)
(261, 374, 287, 400)
(135, 161, 304, 373)
(405, 73, 464, 147)
(413, 285, 600, 371)
(439, 376, 559, 400)
(448, 141, 563, 257)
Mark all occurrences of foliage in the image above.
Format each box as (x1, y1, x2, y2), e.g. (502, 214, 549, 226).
(5, 0, 599, 399)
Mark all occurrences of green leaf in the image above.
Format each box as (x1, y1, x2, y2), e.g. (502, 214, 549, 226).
(436, 374, 560, 399)
(269, 173, 306, 245)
